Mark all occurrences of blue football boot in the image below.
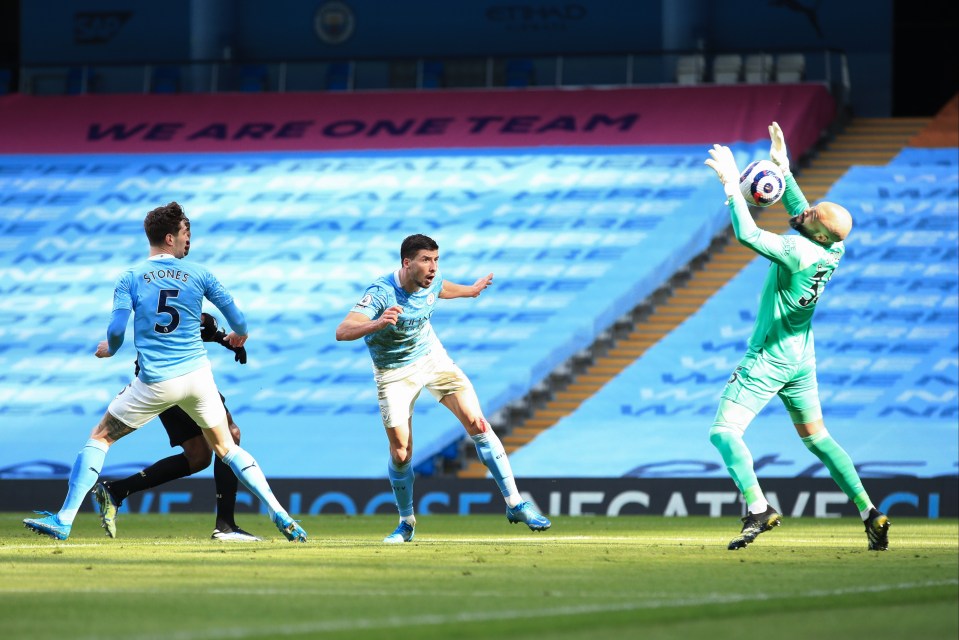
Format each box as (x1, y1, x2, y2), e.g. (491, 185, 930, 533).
(24, 511, 72, 540)
(383, 520, 415, 544)
(272, 512, 307, 542)
(506, 501, 551, 531)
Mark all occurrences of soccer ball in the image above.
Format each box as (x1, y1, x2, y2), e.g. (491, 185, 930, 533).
(739, 160, 785, 207)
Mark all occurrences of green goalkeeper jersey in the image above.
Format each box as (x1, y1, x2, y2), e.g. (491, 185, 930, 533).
(727, 173, 844, 363)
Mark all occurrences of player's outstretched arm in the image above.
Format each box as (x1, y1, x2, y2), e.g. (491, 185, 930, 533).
(335, 307, 403, 341)
(439, 273, 493, 299)
(214, 300, 248, 339)
(769, 121, 811, 216)
(768, 121, 790, 175)
(706, 144, 801, 268)
(706, 144, 779, 255)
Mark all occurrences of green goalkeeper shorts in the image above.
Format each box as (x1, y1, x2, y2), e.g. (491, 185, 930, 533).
(720, 349, 823, 424)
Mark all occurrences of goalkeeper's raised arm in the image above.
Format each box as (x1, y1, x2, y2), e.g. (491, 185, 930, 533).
(769, 121, 809, 217)
(705, 143, 796, 266)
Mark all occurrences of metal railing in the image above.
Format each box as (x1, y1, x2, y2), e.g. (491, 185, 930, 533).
(6, 48, 849, 106)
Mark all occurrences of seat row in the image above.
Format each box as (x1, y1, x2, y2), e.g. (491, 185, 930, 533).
(676, 53, 806, 85)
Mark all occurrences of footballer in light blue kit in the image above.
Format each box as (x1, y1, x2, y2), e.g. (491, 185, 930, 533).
(114, 255, 237, 384)
(23, 202, 307, 543)
(337, 234, 551, 543)
(353, 269, 443, 370)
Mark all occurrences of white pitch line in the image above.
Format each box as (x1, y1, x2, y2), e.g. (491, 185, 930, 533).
(5, 534, 957, 550)
(56, 579, 958, 640)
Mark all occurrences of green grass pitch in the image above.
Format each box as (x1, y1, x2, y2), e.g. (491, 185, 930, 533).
(1, 513, 956, 640)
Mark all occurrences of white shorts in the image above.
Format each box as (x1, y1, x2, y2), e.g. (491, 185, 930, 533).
(374, 347, 472, 429)
(107, 364, 227, 430)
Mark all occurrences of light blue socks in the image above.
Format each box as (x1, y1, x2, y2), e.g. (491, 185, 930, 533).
(472, 430, 520, 506)
(59, 438, 109, 524)
(388, 458, 415, 518)
(222, 446, 284, 517)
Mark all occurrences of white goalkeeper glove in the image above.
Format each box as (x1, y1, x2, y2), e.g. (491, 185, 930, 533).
(705, 144, 742, 199)
(768, 121, 791, 175)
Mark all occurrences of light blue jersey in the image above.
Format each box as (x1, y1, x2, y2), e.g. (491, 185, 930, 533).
(112, 255, 236, 383)
(352, 270, 443, 369)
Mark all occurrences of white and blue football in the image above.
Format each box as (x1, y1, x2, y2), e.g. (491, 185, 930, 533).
(739, 159, 785, 207)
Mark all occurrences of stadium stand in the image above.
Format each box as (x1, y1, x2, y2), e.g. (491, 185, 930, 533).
(505, 58, 535, 88)
(744, 54, 774, 84)
(458, 115, 941, 477)
(711, 54, 743, 84)
(0, 145, 742, 478)
(150, 65, 181, 93)
(674, 54, 705, 85)
(509, 153, 958, 480)
(239, 64, 269, 92)
(11, 83, 935, 484)
(909, 92, 959, 148)
(0, 82, 839, 479)
(775, 53, 807, 83)
(325, 62, 352, 91)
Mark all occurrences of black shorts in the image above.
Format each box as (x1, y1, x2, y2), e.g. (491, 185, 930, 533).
(159, 393, 228, 448)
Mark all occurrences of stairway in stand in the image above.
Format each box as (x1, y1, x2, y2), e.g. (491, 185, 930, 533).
(458, 117, 932, 478)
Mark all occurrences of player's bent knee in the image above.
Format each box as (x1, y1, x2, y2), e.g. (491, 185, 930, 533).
(709, 427, 739, 451)
(390, 443, 412, 466)
(181, 437, 214, 472)
(391, 451, 412, 466)
(710, 400, 755, 439)
(469, 416, 489, 434)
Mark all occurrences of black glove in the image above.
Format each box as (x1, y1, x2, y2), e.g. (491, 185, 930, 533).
(200, 312, 248, 364)
(200, 313, 220, 342)
(226, 339, 248, 365)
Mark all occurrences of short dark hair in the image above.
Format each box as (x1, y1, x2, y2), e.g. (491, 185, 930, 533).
(400, 234, 439, 262)
(144, 202, 189, 246)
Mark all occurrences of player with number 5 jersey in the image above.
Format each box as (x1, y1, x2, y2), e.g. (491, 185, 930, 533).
(113, 245, 237, 382)
(23, 202, 307, 543)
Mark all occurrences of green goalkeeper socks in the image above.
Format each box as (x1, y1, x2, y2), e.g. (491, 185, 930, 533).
(709, 429, 763, 505)
(801, 430, 871, 512)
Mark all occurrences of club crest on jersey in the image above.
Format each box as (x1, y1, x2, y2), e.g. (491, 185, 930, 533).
(426, 293, 435, 305)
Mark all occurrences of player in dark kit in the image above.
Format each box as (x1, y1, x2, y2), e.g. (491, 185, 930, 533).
(94, 313, 260, 541)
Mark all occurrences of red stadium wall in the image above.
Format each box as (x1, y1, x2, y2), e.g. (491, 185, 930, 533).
(0, 84, 835, 154)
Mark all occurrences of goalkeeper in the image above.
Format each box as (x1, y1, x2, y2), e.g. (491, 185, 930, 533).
(703, 122, 890, 551)
(93, 313, 260, 542)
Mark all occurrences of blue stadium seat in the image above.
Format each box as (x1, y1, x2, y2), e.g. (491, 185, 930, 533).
(239, 64, 269, 92)
(325, 62, 351, 90)
(421, 60, 444, 88)
(66, 67, 97, 94)
(505, 58, 534, 87)
(151, 66, 181, 93)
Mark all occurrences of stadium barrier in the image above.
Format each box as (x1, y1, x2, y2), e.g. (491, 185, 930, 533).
(1, 477, 953, 518)
(0, 84, 834, 153)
